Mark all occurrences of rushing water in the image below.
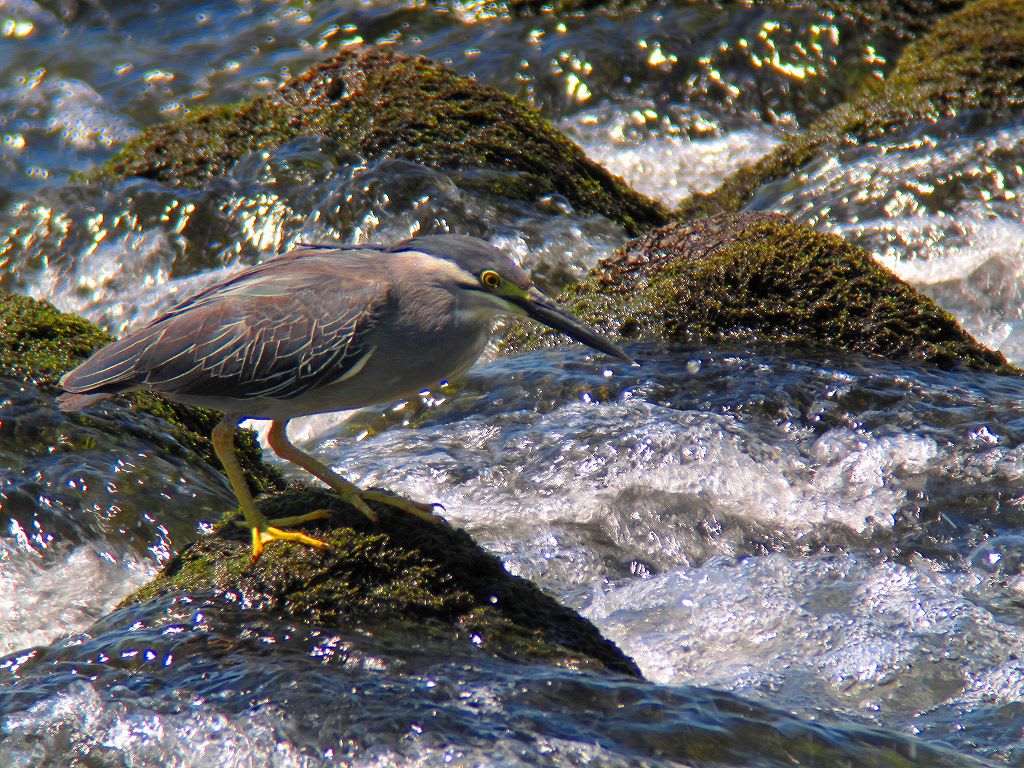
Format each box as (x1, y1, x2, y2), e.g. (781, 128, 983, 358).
(2, 0, 1024, 765)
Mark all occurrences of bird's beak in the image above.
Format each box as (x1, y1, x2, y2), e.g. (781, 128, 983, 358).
(513, 288, 634, 364)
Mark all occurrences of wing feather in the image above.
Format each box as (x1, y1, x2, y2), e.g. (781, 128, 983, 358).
(61, 248, 391, 402)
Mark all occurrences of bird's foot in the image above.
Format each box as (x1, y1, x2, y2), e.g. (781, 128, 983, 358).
(329, 486, 440, 523)
(361, 489, 443, 523)
(328, 483, 441, 524)
(234, 509, 332, 561)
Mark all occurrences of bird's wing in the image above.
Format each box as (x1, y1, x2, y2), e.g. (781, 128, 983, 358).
(152, 243, 386, 323)
(61, 249, 391, 401)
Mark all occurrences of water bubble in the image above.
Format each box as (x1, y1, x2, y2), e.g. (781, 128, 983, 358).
(969, 535, 1024, 576)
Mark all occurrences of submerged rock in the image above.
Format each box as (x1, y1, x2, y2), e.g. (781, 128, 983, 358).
(123, 487, 641, 676)
(87, 48, 668, 236)
(679, 0, 1024, 218)
(507, 213, 1014, 374)
(0, 592, 981, 767)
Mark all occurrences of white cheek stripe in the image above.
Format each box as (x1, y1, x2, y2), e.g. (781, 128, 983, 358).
(398, 250, 477, 284)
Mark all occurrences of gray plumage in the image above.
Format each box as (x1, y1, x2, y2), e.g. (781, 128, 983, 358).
(58, 233, 631, 559)
(59, 235, 624, 421)
(63, 248, 386, 403)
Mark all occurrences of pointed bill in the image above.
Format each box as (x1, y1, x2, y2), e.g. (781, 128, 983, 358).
(514, 289, 633, 364)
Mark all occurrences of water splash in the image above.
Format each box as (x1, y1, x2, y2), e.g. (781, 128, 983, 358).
(0, 541, 153, 655)
(564, 104, 782, 206)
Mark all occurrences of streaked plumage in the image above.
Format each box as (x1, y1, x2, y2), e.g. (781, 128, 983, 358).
(59, 234, 631, 560)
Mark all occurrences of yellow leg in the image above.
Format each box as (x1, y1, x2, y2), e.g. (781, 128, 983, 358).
(212, 415, 330, 561)
(267, 419, 440, 523)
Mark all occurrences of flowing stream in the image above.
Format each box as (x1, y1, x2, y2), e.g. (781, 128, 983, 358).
(2, 1, 1024, 765)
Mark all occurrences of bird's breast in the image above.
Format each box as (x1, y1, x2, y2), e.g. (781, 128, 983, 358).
(291, 317, 491, 416)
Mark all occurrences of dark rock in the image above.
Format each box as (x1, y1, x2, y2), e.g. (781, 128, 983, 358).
(86, 48, 668, 236)
(814, 0, 968, 40)
(123, 487, 642, 677)
(678, 0, 1024, 218)
(505, 213, 1014, 374)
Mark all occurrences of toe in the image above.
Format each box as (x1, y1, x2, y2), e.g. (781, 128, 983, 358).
(250, 527, 266, 562)
(361, 490, 443, 523)
(265, 526, 330, 548)
(247, 522, 330, 562)
(341, 492, 379, 523)
(264, 508, 332, 527)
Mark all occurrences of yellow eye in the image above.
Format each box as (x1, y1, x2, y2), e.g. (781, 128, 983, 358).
(480, 270, 502, 289)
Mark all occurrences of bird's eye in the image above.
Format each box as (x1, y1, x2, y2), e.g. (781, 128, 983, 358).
(480, 270, 502, 289)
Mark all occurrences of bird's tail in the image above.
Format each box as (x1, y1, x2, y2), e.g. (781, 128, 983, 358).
(56, 391, 114, 412)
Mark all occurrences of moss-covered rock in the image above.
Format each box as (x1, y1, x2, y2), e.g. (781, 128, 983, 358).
(87, 49, 667, 236)
(0, 291, 111, 389)
(679, 0, 1024, 218)
(123, 487, 641, 676)
(453, 0, 965, 38)
(0, 290, 281, 494)
(506, 213, 1014, 373)
(818, 0, 968, 39)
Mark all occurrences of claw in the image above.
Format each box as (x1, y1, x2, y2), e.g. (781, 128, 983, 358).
(235, 509, 332, 561)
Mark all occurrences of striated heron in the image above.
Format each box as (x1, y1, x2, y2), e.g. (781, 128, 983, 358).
(59, 235, 631, 560)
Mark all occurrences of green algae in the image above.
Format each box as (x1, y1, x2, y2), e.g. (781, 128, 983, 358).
(449, 0, 965, 37)
(816, 0, 968, 39)
(0, 291, 111, 389)
(0, 290, 282, 494)
(125, 487, 642, 676)
(506, 213, 1014, 374)
(678, 0, 1024, 219)
(87, 49, 668, 236)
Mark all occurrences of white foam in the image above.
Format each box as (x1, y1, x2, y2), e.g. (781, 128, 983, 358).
(0, 542, 154, 655)
(585, 553, 1004, 718)
(875, 217, 1024, 365)
(0, 679, 656, 768)
(564, 106, 782, 207)
(302, 400, 935, 590)
(44, 79, 136, 151)
(0, 682, 312, 768)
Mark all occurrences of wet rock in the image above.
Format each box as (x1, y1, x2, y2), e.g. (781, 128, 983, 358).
(506, 212, 1014, 374)
(816, 0, 967, 39)
(679, 0, 1024, 218)
(122, 487, 642, 676)
(87, 48, 668, 236)
(457, 0, 965, 39)
(0, 290, 280, 496)
(0, 291, 110, 390)
(0, 599, 982, 767)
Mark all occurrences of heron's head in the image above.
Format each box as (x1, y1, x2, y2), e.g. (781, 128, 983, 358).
(393, 234, 632, 363)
